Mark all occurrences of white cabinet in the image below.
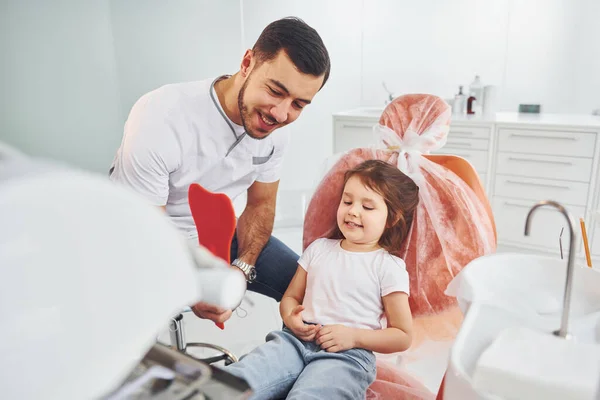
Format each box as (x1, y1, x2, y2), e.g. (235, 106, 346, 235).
(491, 122, 598, 258)
(497, 128, 596, 157)
(435, 147, 488, 172)
(431, 122, 493, 191)
(494, 175, 589, 206)
(591, 219, 600, 258)
(588, 172, 600, 261)
(492, 197, 586, 252)
(495, 153, 593, 182)
(333, 110, 600, 264)
(333, 119, 376, 153)
(445, 136, 489, 150)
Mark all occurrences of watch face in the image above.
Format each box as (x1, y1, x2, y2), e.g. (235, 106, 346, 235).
(248, 268, 257, 282)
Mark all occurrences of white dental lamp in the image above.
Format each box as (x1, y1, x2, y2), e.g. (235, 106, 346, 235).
(0, 152, 246, 399)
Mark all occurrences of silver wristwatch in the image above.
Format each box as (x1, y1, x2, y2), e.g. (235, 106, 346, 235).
(231, 258, 257, 282)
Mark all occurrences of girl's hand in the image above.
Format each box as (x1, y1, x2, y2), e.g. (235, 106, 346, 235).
(284, 305, 321, 341)
(315, 324, 357, 352)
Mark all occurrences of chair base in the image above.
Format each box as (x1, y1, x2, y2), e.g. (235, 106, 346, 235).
(186, 342, 239, 365)
(169, 313, 239, 366)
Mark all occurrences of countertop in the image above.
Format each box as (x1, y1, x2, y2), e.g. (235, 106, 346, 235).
(334, 108, 600, 128)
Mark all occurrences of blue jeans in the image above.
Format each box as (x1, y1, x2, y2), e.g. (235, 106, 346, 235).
(230, 234, 298, 302)
(223, 328, 377, 399)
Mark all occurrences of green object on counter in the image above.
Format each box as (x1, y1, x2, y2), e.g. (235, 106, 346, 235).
(519, 104, 541, 113)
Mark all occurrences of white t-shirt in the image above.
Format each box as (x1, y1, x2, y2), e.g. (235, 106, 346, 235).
(109, 77, 291, 239)
(298, 238, 410, 330)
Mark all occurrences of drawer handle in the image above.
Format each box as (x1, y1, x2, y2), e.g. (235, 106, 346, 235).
(342, 124, 373, 129)
(504, 201, 571, 212)
(451, 131, 474, 136)
(510, 134, 577, 141)
(447, 141, 473, 147)
(508, 157, 573, 166)
(505, 180, 570, 190)
(504, 201, 535, 209)
(452, 134, 478, 139)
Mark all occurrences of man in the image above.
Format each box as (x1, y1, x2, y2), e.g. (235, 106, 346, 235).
(109, 17, 330, 324)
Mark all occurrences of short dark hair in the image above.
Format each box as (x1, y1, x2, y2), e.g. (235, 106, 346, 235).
(331, 160, 420, 253)
(252, 17, 331, 89)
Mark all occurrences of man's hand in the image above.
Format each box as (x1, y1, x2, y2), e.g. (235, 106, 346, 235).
(315, 324, 357, 353)
(284, 305, 321, 341)
(191, 301, 232, 324)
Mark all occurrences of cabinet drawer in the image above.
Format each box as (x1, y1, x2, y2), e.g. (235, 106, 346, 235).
(478, 173, 487, 188)
(449, 125, 491, 140)
(591, 221, 600, 257)
(334, 120, 374, 153)
(494, 175, 589, 206)
(493, 197, 585, 252)
(496, 153, 592, 182)
(431, 149, 488, 173)
(445, 137, 489, 151)
(498, 128, 596, 157)
(590, 219, 600, 257)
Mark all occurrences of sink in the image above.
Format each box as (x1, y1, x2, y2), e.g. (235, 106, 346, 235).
(442, 253, 600, 399)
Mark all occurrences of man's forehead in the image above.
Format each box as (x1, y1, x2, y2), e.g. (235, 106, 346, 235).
(255, 51, 323, 100)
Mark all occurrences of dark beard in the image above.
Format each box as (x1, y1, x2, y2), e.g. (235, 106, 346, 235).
(237, 76, 270, 140)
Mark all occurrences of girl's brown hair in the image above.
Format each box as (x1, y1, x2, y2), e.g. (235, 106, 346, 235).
(331, 160, 419, 252)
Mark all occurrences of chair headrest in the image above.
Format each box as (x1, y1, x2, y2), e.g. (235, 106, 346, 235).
(377, 94, 451, 152)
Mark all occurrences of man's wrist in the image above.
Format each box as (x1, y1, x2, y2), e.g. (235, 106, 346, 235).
(231, 258, 257, 282)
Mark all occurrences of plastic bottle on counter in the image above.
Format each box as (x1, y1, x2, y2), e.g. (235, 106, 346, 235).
(482, 85, 498, 116)
(467, 92, 477, 115)
(469, 75, 484, 115)
(452, 85, 466, 115)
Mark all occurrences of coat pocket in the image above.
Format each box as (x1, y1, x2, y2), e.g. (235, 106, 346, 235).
(252, 146, 274, 165)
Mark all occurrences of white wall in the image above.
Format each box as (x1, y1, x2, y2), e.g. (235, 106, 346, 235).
(1, 0, 598, 189)
(109, 0, 243, 122)
(350, 0, 589, 114)
(0, 0, 123, 173)
(573, 0, 600, 114)
(502, 0, 579, 113)
(361, 0, 510, 107)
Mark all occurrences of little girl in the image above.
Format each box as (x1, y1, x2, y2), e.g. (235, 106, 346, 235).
(224, 159, 419, 399)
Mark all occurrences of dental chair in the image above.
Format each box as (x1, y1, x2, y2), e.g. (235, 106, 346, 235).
(303, 94, 497, 399)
